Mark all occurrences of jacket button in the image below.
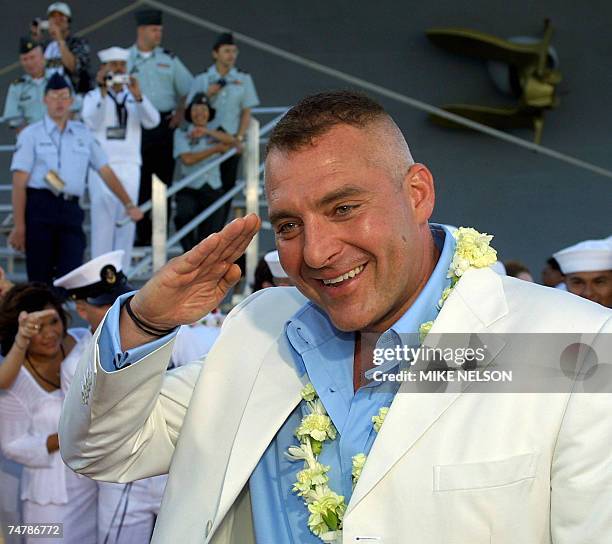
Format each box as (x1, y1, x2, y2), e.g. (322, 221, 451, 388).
(205, 520, 213, 536)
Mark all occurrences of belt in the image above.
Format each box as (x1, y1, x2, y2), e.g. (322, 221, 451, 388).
(27, 187, 80, 202)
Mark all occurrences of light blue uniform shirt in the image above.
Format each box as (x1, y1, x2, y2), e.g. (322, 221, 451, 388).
(188, 65, 259, 134)
(127, 46, 193, 113)
(10, 114, 107, 197)
(173, 124, 223, 190)
(2, 75, 47, 127)
(98, 224, 455, 543)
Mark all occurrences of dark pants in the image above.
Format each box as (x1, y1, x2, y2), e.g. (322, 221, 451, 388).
(136, 113, 175, 246)
(220, 153, 241, 223)
(174, 186, 226, 252)
(25, 188, 85, 285)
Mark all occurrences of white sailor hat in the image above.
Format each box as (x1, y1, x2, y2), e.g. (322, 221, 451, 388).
(553, 238, 612, 275)
(264, 250, 288, 279)
(53, 250, 133, 305)
(47, 2, 71, 17)
(98, 47, 130, 63)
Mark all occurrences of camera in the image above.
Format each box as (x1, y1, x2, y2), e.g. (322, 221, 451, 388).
(217, 78, 227, 87)
(105, 72, 130, 88)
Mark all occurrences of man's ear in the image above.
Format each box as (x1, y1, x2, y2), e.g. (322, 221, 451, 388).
(403, 163, 435, 223)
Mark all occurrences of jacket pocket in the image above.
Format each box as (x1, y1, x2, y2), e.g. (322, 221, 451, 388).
(434, 452, 538, 492)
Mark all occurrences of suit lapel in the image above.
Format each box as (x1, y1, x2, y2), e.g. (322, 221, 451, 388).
(211, 332, 304, 535)
(347, 267, 508, 515)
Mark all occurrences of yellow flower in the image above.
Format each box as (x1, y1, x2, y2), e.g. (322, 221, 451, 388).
(351, 453, 367, 484)
(307, 490, 346, 535)
(301, 383, 317, 402)
(371, 406, 389, 433)
(419, 320, 434, 342)
(296, 413, 337, 443)
(293, 463, 330, 496)
(438, 286, 453, 309)
(449, 227, 497, 280)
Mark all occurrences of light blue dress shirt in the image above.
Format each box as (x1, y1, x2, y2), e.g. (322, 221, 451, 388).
(188, 65, 259, 134)
(173, 124, 223, 190)
(10, 114, 107, 197)
(127, 46, 193, 113)
(98, 224, 455, 543)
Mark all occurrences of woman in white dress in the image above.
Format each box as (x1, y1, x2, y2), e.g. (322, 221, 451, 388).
(0, 283, 97, 544)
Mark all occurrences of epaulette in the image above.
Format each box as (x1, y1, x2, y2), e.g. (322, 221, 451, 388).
(236, 67, 250, 75)
(12, 76, 26, 85)
(163, 48, 176, 58)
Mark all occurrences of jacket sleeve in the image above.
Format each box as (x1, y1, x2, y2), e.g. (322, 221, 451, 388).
(550, 316, 612, 542)
(58, 310, 202, 483)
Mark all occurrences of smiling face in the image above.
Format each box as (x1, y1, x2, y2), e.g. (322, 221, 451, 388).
(565, 270, 612, 307)
(28, 304, 65, 358)
(266, 122, 436, 333)
(190, 103, 210, 126)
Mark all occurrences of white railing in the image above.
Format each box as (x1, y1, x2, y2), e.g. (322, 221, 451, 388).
(126, 110, 287, 283)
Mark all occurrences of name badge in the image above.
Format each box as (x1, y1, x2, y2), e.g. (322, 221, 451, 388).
(44, 169, 66, 195)
(106, 126, 127, 140)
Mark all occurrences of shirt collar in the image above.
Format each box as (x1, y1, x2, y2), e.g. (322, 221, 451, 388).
(209, 64, 237, 79)
(44, 113, 74, 135)
(133, 44, 158, 58)
(285, 223, 456, 355)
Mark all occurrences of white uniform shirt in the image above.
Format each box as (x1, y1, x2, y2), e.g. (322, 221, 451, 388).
(81, 87, 160, 165)
(0, 328, 91, 504)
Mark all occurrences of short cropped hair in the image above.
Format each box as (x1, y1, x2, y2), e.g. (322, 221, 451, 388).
(266, 90, 388, 155)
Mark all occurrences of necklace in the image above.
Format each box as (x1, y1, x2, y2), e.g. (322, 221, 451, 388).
(25, 343, 66, 390)
(286, 227, 498, 543)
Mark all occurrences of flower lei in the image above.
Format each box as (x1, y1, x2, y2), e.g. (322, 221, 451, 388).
(286, 227, 497, 542)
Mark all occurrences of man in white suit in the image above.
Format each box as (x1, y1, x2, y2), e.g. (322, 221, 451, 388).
(60, 91, 612, 544)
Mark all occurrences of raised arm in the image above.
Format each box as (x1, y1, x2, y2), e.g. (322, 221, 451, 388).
(59, 215, 260, 481)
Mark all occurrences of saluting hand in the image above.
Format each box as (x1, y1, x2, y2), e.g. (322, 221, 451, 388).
(16, 309, 59, 348)
(122, 214, 260, 348)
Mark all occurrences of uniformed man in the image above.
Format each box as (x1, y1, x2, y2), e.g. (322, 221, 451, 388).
(43, 2, 92, 94)
(8, 74, 144, 285)
(173, 92, 233, 251)
(128, 8, 194, 246)
(188, 32, 260, 222)
(554, 237, 612, 308)
(2, 38, 47, 130)
(82, 46, 160, 271)
(53, 250, 168, 544)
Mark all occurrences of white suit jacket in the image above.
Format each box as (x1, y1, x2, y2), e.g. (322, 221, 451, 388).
(59, 268, 612, 544)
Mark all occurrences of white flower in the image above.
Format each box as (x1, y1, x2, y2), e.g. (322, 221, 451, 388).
(293, 463, 330, 496)
(296, 413, 337, 443)
(307, 489, 346, 535)
(301, 383, 317, 402)
(438, 286, 453, 309)
(448, 227, 497, 281)
(371, 406, 389, 433)
(351, 453, 367, 484)
(419, 320, 434, 342)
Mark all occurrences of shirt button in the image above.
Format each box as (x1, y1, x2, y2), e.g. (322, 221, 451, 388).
(205, 520, 212, 536)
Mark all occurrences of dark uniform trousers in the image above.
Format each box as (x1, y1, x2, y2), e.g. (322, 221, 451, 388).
(137, 112, 175, 246)
(220, 153, 240, 224)
(25, 188, 85, 285)
(174, 185, 226, 252)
